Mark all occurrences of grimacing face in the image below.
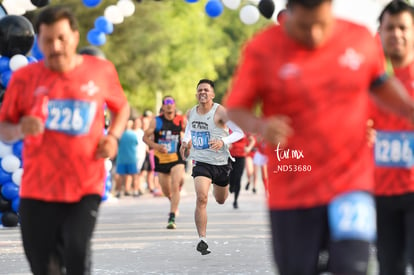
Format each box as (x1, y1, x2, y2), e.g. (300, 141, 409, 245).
(284, 1, 335, 49)
(196, 83, 215, 104)
(38, 18, 80, 72)
(379, 11, 414, 64)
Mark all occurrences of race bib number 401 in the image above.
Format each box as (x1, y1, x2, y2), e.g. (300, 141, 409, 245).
(375, 131, 414, 168)
(45, 99, 97, 136)
(191, 131, 210, 150)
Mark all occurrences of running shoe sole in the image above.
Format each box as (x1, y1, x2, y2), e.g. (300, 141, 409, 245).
(196, 240, 211, 255)
(166, 222, 176, 229)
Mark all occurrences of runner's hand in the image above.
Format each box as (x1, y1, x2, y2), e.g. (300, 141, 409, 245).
(95, 135, 118, 159)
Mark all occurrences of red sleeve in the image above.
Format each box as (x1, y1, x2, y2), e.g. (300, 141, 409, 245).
(369, 31, 388, 88)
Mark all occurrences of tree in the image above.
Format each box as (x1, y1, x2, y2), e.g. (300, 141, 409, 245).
(29, 0, 272, 113)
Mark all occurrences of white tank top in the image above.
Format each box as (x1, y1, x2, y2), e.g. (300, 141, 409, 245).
(188, 103, 230, 165)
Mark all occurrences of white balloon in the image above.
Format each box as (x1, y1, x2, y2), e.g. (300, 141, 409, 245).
(1, 155, 21, 173)
(223, 0, 241, 10)
(104, 5, 124, 25)
(9, 54, 29, 71)
(12, 168, 23, 186)
(239, 5, 260, 25)
(104, 159, 112, 171)
(117, 0, 136, 17)
(18, 0, 37, 12)
(0, 142, 13, 158)
(2, 0, 26, 15)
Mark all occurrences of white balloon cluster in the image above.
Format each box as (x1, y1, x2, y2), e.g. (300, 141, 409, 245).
(104, 0, 136, 25)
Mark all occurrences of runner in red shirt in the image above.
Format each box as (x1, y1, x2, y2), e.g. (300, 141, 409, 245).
(229, 132, 255, 209)
(0, 6, 129, 275)
(225, 0, 414, 274)
(371, 1, 414, 273)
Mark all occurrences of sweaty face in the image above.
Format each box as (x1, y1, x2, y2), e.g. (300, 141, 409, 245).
(38, 18, 79, 72)
(284, 1, 334, 49)
(196, 83, 214, 103)
(379, 11, 414, 65)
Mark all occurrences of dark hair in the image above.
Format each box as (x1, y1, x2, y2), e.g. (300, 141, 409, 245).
(287, 0, 331, 9)
(378, 0, 414, 24)
(197, 79, 215, 89)
(35, 5, 79, 34)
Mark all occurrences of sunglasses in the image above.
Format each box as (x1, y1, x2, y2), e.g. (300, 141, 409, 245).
(163, 98, 175, 105)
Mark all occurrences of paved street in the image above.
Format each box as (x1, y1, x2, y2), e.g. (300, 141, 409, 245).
(0, 174, 277, 275)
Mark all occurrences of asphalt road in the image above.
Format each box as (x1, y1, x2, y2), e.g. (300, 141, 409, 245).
(0, 174, 277, 275)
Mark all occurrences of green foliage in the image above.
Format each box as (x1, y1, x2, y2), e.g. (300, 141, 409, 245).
(29, 0, 273, 113)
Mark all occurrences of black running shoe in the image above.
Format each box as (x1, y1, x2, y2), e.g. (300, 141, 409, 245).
(245, 182, 250, 191)
(196, 240, 211, 255)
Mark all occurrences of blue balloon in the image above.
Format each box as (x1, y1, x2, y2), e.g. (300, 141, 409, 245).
(94, 16, 113, 35)
(0, 69, 12, 87)
(12, 140, 23, 159)
(205, 0, 224, 18)
(0, 56, 9, 73)
(1, 182, 19, 200)
(11, 197, 19, 213)
(27, 56, 38, 63)
(30, 36, 43, 60)
(82, 0, 102, 8)
(0, 167, 12, 184)
(87, 29, 106, 46)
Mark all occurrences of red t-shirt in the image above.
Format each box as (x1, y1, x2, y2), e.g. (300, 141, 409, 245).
(0, 55, 128, 202)
(225, 19, 386, 209)
(371, 62, 414, 196)
(229, 135, 249, 157)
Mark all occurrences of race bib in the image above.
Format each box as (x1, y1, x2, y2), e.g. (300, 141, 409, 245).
(191, 131, 210, 150)
(46, 99, 97, 135)
(159, 139, 177, 154)
(375, 131, 414, 168)
(328, 191, 376, 242)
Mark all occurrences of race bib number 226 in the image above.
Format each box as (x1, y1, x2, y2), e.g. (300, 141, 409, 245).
(45, 99, 97, 136)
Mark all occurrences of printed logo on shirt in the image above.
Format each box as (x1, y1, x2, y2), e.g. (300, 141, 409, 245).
(34, 86, 49, 96)
(278, 63, 300, 79)
(338, 48, 364, 71)
(81, 80, 100, 96)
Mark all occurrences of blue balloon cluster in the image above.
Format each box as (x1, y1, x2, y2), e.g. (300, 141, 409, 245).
(87, 16, 113, 46)
(0, 140, 23, 227)
(0, 15, 39, 106)
(102, 128, 113, 201)
(102, 164, 112, 201)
